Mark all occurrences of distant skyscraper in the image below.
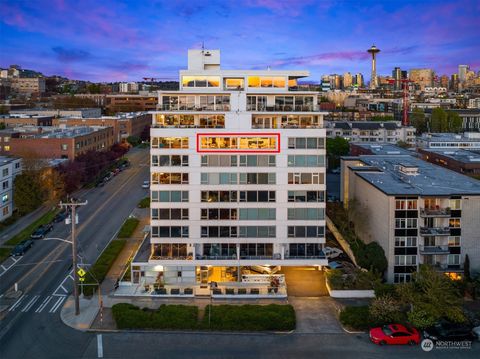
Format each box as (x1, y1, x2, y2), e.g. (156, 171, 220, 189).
(450, 74, 458, 91)
(343, 72, 353, 88)
(458, 65, 469, 82)
(367, 45, 380, 89)
(392, 67, 402, 90)
(409, 69, 434, 90)
(355, 73, 364, 88)
(440, 75, 449, 89)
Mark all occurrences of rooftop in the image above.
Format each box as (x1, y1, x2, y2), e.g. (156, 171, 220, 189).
(350, 155, 480, 195)
(419, 132, 480, 142)
(351, 143, 413, 155)
(0, 156, 20, 165)
(420, 148, 480, 164)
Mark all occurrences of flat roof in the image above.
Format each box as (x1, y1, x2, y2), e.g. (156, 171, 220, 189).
(351, 155, 480, 195)
(351, 143, 413, 155)
(420, 148, 480, 164)
(0, 156, 20, 164)
(419, 133, 480, 143)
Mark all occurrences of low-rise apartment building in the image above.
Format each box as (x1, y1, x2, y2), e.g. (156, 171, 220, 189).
(418, 148, 480, 176)
(10, 108, 102, 118)
(10, 77, 46, 94)
(417, 132, 480, 150)
(0, 156, 22, 221)
(325, 121, 416, 145)
(341, 154, 480, 283)
(0, 114, 53, 127)
(0, 126, 115, 160)
(349, 143, 413, 156)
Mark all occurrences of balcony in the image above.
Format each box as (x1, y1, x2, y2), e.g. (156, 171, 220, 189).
(284, 255, 326, 260)
(420, 207, 451, 217)
(431, 263, 464, 272)
(419, 227, 450, 236)
(419, 245, 450, 255)
(195, 254, 237, 260)
(158, 105, 231, 112)
(239, 255, 274, 260)
(150, 255, 193, 261)
(249, 105, 320, 112)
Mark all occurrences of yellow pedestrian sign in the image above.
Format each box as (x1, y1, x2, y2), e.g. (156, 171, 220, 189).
(77, 268, 86, 277)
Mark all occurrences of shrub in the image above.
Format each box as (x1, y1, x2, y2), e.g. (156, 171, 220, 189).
(112, 303, 199, 330)
(339, 306, 372, 331)
(326, 268, 379, 290)
(82, 239, 126, 296)
(203, 304, 295, 331)
(137, 197, 150, 208)
(407, 308, 437, 329)
(118, 218, 140, 238)
(374, 283, 396, 298)
(369, 295, 404, 323)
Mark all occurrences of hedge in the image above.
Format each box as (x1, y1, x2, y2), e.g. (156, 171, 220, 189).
(137, 197, 150, 208)
(82, 239, 126, 296)
(117, 218, 140, 238)
(112, 303, 199, 330)
(339, 305, 372, 331)
(203, 304, 296, 331)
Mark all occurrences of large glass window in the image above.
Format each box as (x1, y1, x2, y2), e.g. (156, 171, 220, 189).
(199, 136, 277, 151)
(288, 191, 324, 202)
(151, 226, 189, 238)
(288, 155, 325, 167)
(288, 173, 324, 184)
(201, 173, 237, 185)
(240, 243, 273, 258)
(182, 76, 220, 88)
(287, 208, 324, 220)
(152, 208, 189, 220)
(239, 173, 276, 185)
(151, 137, 188, 149)
(152, 155, 188, 167)
(288, 243, 323, 257)
(152, 173, 189, 185)
(288, 226, 324, 238)
(151, 191, 188, 202)
(239, 208, 276, 220)
(224, 78, 244, 90)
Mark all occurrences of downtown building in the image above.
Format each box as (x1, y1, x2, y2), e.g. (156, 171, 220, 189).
(341, 154, 480, 283)
(131, 50, 327, 294)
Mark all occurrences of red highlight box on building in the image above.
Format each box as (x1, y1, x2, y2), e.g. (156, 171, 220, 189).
(196, 133, 281, 153)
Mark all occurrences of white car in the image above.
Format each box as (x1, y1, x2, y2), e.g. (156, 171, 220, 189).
(142, 180, 150, 189)
(323, 246, 343, 259)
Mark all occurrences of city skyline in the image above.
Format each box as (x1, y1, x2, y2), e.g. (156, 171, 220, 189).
(1, 0, 479, 82)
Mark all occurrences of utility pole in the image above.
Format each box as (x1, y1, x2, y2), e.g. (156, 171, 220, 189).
(59, 198, 87, 316)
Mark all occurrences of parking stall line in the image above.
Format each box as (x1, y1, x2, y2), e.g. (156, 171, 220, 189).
(21, 295, 40, 312)
(8, 295, 27, 311)
(35, 296, 53, 313)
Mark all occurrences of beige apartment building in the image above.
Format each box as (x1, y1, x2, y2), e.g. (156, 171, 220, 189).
(409, 69, 434, 90)
(10, 77, 46, 94)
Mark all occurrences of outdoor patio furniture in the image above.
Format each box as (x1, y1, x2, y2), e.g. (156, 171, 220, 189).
(171, 288, 180, 295)
(184, 288, 193, 295)
(226, 288, 234, 295)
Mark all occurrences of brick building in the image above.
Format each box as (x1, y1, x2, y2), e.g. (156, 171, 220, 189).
(0, 115, 53, 127)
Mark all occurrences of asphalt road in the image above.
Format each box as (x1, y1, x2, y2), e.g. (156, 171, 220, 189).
(0, 147, 149, 359)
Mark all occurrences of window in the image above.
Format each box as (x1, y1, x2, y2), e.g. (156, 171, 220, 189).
(239, 191, 275, 202)
(239, 155, 276, 167)
(288, 191, 324, 202)
(201, 191, 237, 202)
(281, 115, 320, 128)
(239, 173, 276, 185)
(151, 137, 188, 149)
(395, 218, 417, 228)
(447, 254, 460, 265)
(152, 208, 189, 220)
(201, 173, 238, 185)
(288, 226, 324, 238)
(152, 155, 188, 167)
(395, 199, 417, 210)
(288, 243, 323, 257)
(449, 218, 461, 228)
(288, 155, 325, 167)
(224, 78, 244, 90)
(2, 206, 8, 216)
(288, 173, 324, 184)
(394, 273, 412, 283)
(238, 226, 276, 238)
(152, 173, 189, 185)
(394, 255, 417, 266)
(151, 191, 188, 202)
(2, 181, 8, 190)
(287, 208, 324, 220)
(203, 244, 237, 257)
(394, 237, 417, 247)
(152, 243, 187, 258)
(448, 236, 460, 247)
(182, 76, 220, 88)
(201, 226, 238, 238)
(199, 135, 278, 152)
(247, 76, 285, 88)
(201, 208, 237, 220)
(3, 146, 10, 151)
(2, 194, 8, 203)
(61, 144, 68, 151)
(201, 155, 237, 167)
(240, 243, 273, 258)
(239, 208, 275, 220)
(449, 199, 461, 210)
(151, 226, 189, 238)
(246, 96, 267, 111)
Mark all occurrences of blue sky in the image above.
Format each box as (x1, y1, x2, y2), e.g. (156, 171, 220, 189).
(1, 0, 479, 82)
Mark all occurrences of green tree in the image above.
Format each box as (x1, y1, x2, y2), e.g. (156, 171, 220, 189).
(410, 108, 427, 134)
(396, 140, 410, 148)
(447, 111, 463, 133)
(430, 108, 448, 132)
(13, 174, 43, 215)
(126, 135, 141, 147)
(326, 136, 349, 169)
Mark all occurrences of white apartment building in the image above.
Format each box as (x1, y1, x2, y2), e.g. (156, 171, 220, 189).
(417, 132, 480, 150)
(325, 121, 416, 145)
(341, 155, 480, 283)
(133, 49, 327, 292)
(0, 156, 22, 221)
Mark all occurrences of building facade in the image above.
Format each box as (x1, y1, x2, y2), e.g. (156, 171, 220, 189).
(0, 156, 22, 221)
(409, 69, 434, 90)
(417, 132, 480, 150)
(135, 49, 328, 290)
(10, 77, 46, 94)
(341, 155, 480, 283)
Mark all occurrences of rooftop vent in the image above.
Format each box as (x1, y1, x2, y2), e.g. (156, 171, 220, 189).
(398, 164, 419, 175)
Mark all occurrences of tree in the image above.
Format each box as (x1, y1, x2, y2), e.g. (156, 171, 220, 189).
(447, 111, 463, 133)
(396, 140, 410, 149)
(0, 122, 5, 130)
(326, 136, 349, 169)
(430, 108, 448, 132)
(410, 108, 427, 134)
(127, 136, 141, 147)
(14, 174, 43, 215)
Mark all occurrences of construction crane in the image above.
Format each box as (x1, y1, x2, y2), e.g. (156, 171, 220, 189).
(388, 78, 414, 126)
(142, 77, 162, 82)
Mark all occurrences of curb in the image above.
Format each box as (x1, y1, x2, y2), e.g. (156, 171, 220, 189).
(60, 296, 100, 332)
(86, 328, 295, 336)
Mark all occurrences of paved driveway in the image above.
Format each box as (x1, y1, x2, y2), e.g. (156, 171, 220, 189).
(281, 267, 328, 297)
(289, 297, 343, 333)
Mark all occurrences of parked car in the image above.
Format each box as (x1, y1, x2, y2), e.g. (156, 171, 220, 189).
(30, 223, 53, 239)
(370, 324, 420, 345)
(53, 211, 68, 223)
(472, 326, 480, 341)
(11, 239, 34, 256)
(142, 180, 150, 189)
(423, 322, 475, 341)
(325, 261, 343, 270)
(249, 265, 280, 275)
(323, 246, 343, 259)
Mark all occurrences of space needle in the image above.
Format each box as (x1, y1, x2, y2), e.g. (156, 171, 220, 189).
(367, 45, 380, 89)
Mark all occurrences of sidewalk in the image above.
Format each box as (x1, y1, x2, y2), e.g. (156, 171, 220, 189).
(0, 205, 51, 246)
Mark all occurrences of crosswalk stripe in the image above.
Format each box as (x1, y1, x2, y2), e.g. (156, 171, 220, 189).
(9, 294, 26, 311)
(35, 295, 53, 313)
(49, 296, 66, 313)
(21, 295, 40, 312)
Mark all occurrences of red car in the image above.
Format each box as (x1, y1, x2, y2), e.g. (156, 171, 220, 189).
(369, 324, 420, 345)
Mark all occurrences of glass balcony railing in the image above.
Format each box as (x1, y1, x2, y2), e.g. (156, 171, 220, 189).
(248, 105, 320, 112)
(159, 104, 231, 111)
(284, 255, 326, 259)
(419, 245, 450, 254)
(420, 207, 451, 217)
(419, 227, 451, 236)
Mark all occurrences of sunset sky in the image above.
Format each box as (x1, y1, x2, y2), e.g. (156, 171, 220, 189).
(1, 0, 479, 82)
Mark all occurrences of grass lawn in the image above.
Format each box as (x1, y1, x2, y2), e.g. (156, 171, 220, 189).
(137, 197, 150, 208)
(5, 208, 59, 246)
(117, 218, 140, 238)
(82, 239, 126, 296)
(0, 247, 11, 263)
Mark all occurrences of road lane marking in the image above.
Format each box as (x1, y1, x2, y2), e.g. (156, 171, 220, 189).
(8, 294, 26, 311)
(97, 334, 103, 358)
(49, 295, 66, 313)
(35, 295, 53, 313)
(1, 265, 7, 270)
(0, 255, 25, 278)
(21, 295, 40, 312)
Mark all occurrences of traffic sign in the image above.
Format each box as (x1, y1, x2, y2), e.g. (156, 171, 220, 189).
(77, 268, 86, 277)
(79, 277, 85, 282)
